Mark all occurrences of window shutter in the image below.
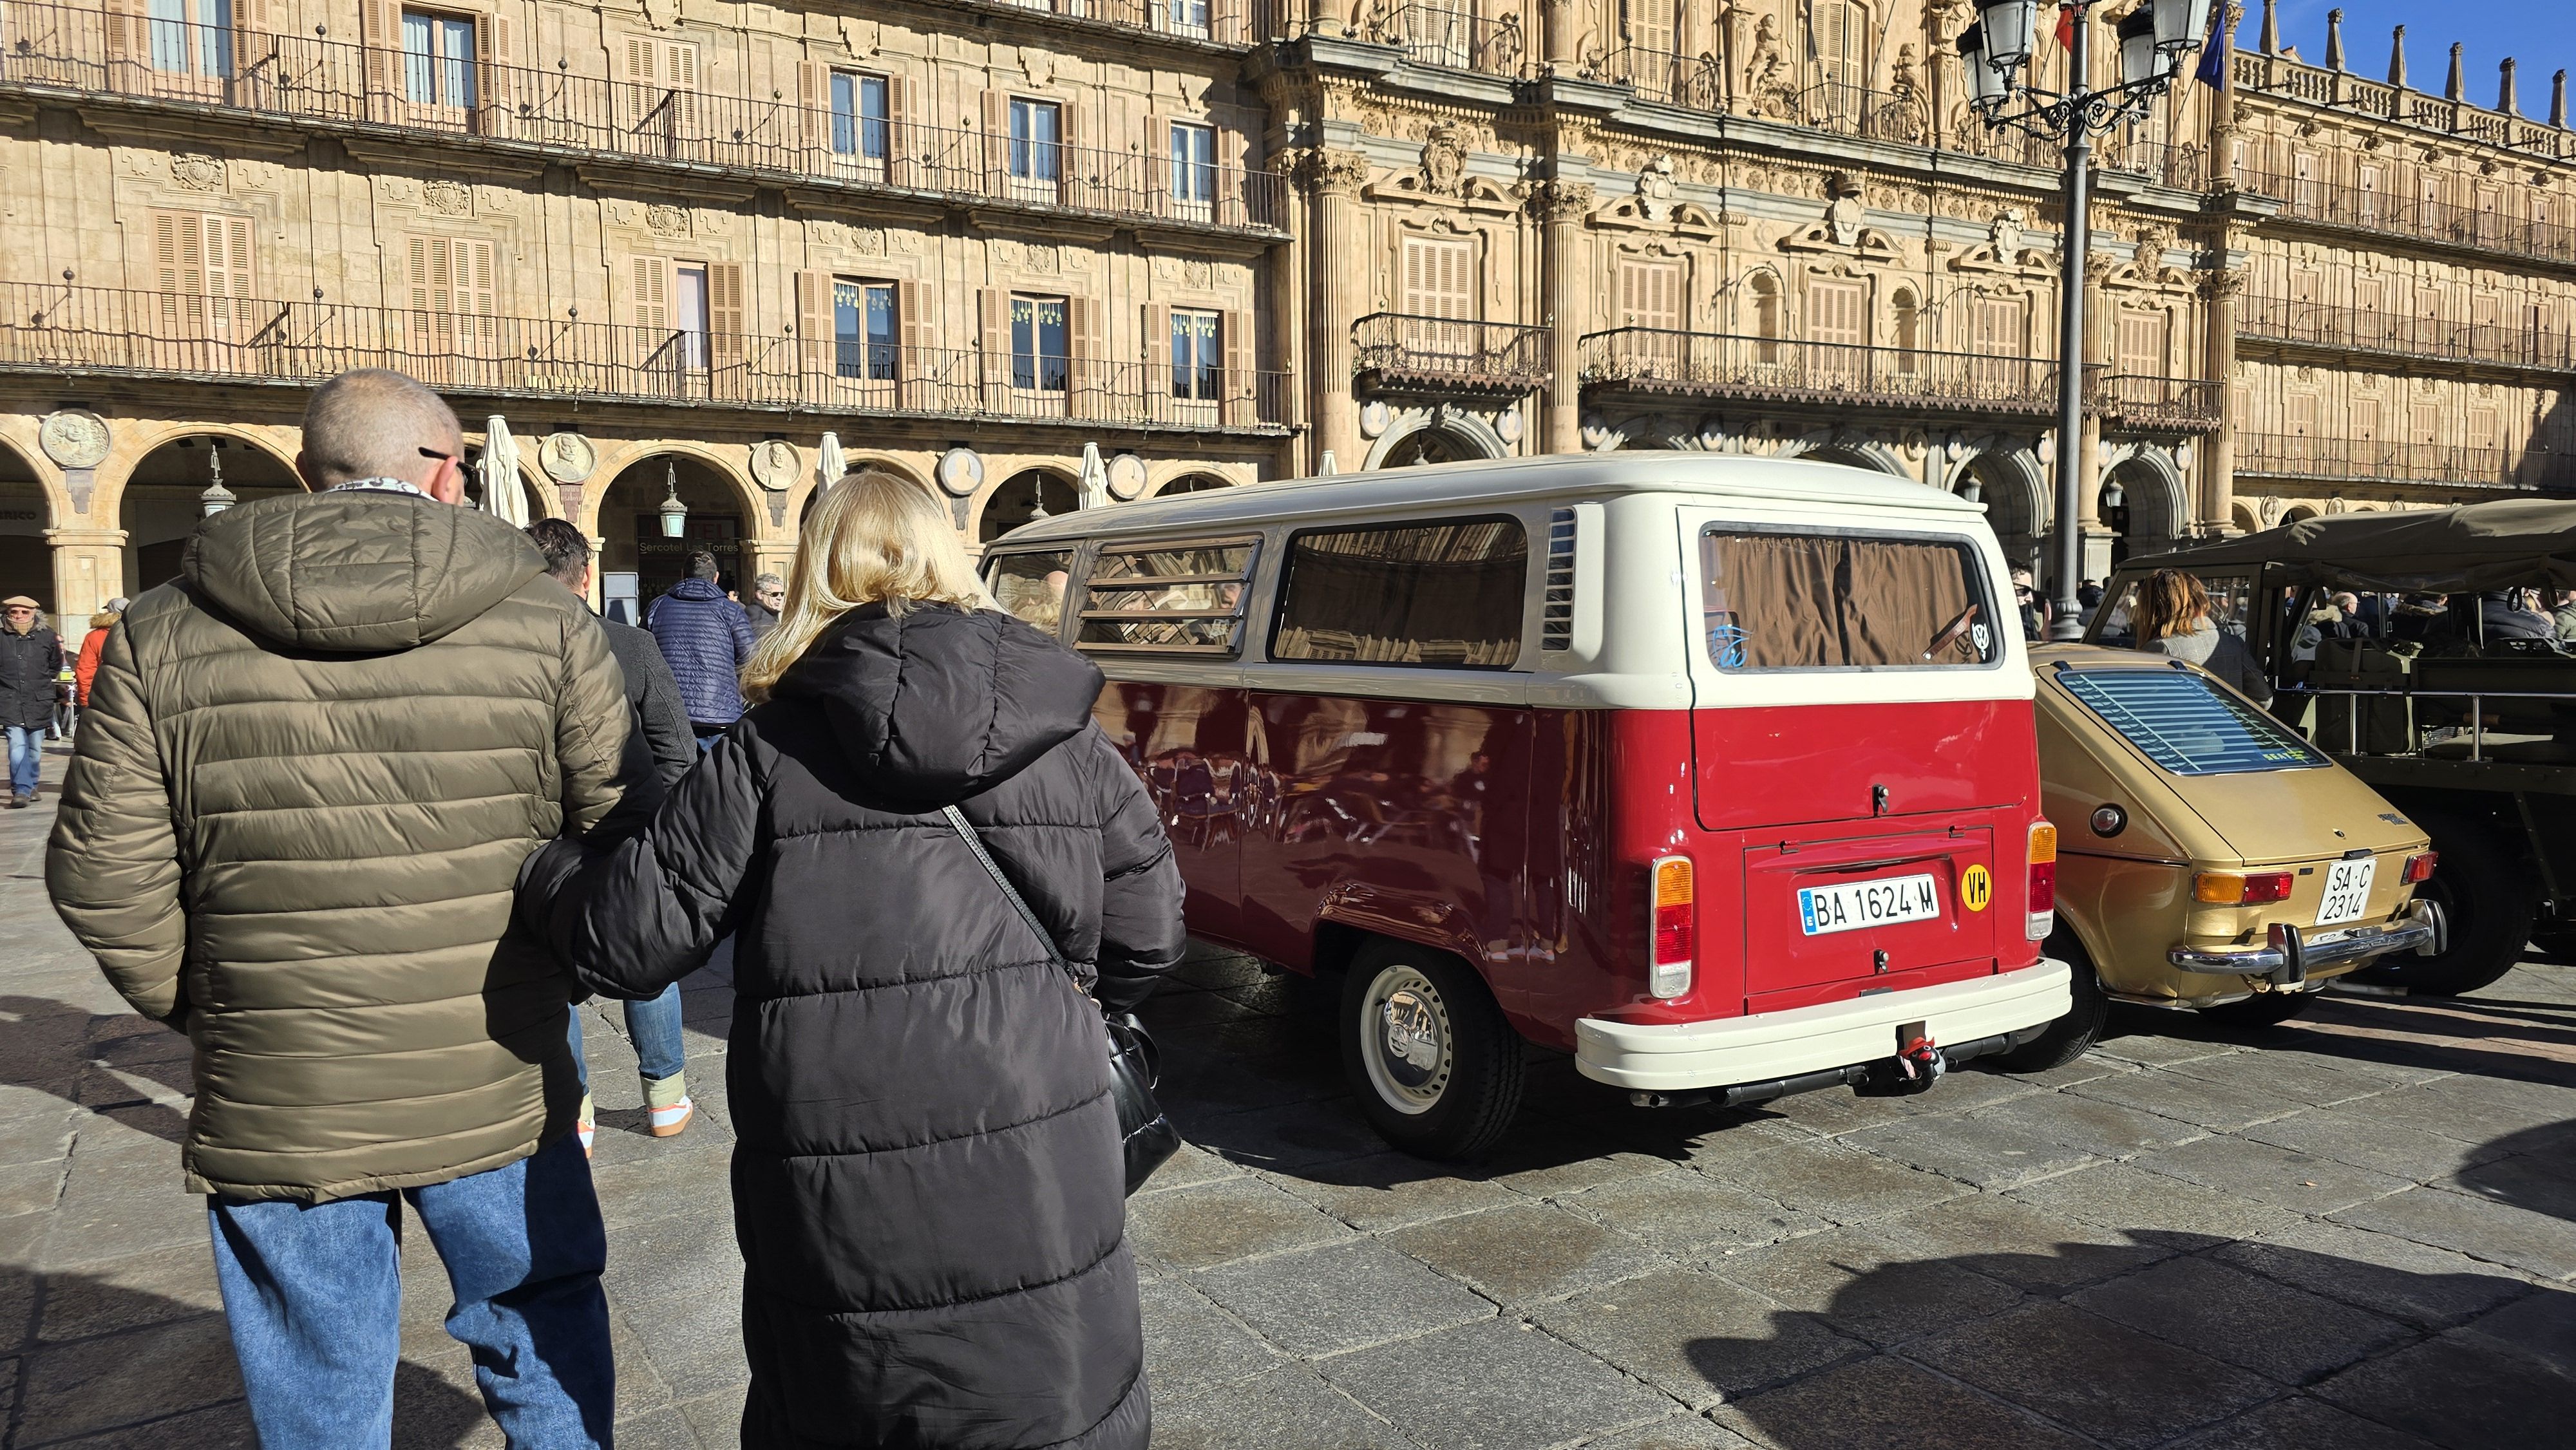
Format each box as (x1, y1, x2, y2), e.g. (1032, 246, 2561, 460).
(1222, 308, 1252, 426)
(798, 62, 828, 160)
(898, 279, 928, 389)
(979, 287, 1007, 404)
(477, 15, 513, 129)
(631, 255, 669, 333)
(233, 0, 279, 74)
(1142, 301, 1170, 421)
(1059, 99, 1084, 202)
(981, 90, 1007, 182)
(670, 42, 699, 132)
(1210, 0, 1246, 43)
(884, 75, 911, 184)
(361, 0, 399, 106)
(709, 262, 746, 365)
(794, 270, 827, 377)
(1066, 295, 1097, 417)
(1215, 126, 1245, 225)
(625, 36, 654, 86)
(102, 0, 144, 64)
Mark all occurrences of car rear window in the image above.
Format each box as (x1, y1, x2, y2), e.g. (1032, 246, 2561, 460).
(985, 551, 1074, 635)
(2058, 667, 2329, 775)
(1699, 527, 1999, 670)
(1075, 538, 1258, 655)
(1271, 518, 1527, 668)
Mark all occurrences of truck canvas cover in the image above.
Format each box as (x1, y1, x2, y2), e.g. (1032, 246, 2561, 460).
(2126, 499, 2576, 594)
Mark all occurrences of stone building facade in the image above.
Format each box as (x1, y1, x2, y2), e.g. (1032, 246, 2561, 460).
(0, 0, 2566, 617)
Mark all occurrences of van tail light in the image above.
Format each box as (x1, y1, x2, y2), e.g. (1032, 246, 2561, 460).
(2193, 870, 2296, 905)
(2403, 851, 2438, 884)
(1649, 856, 1694, 999)
(2026, 821, 2058, 942)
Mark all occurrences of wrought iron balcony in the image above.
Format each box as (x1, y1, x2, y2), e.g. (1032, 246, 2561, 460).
(1578, 327, 2070, 417)
(0, 282, 1292, 432)
(1352, 314, 1551, 393)
(992, 0, 1269, 46)
(2234, 430, 2576, 492)
(2237, 295, 2576, 373)
(0, 3, 1287, 236)
(2231, 50, 2571, 159)
(2233, 164, 2576, 268)
(1356, 3, 1533, 78)
(2098, 375, 2222, 433)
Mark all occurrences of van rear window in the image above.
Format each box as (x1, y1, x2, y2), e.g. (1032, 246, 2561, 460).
(1271, 518, 1527, 668)
(1075, 539, 1258, 655)
(2058, 668, 2328, 775)
(1699, 528, 1998, 670)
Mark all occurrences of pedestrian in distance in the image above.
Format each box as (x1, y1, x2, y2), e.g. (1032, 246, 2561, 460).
(744, 570, 785, 637)
(0, 594, 61, 806)
(526, 517, 700, 1151)
(2128, 567, 2271, 703)
(45, 368, 629, 1449)
(520, 469, 1187, 1449)
(73, 596, 126, 715)
(647, 549, 756, 750)
(2009, 566, 2048, 641)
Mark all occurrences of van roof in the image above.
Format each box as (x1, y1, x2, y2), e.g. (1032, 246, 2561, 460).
(992, 452, 1982, 549)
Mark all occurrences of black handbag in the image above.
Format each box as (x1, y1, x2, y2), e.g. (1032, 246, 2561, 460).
(942, 805, 1182, 1196)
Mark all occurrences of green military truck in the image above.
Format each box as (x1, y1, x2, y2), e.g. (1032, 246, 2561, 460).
(2091, 500, 2576, 996)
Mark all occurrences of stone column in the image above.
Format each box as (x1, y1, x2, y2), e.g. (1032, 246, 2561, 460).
(47, 529, 128, 621)
(1298, 149, 1371, 471)
(1545, 0, 1576, 66)
(2200, 265, 2246, 534)
(1537, 180, 1596, 455)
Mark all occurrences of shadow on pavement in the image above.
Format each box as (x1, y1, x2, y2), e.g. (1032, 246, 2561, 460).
(2090, 990, 2576, 1091)
(0, 993, 192, 1146)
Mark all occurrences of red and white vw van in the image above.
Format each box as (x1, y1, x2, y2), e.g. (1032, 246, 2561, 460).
(984, 455, 2071, 1158)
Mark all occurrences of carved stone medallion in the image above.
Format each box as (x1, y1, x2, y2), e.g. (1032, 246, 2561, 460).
(37, 410, 109, 470)
(749, 439, 799, 493)
(542, 432, 598, 484)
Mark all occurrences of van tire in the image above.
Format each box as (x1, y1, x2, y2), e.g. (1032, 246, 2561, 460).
(2354, 814, 2532, 997)
(1989, 936, 2106, 1073)
(2197, 990, 2313, 1029)
(1340, 943, 1523, 1161)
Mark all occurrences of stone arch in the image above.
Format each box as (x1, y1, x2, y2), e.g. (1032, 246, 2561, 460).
(120, 432, 308, 597)
(976, 467, 1079, 543)
(1151, 473, 1234, 498)
(793, 451, 934, 531)
(2230, 502, 2261, 534)
(2282, 504, 2322, 524)
(1363, 410, 1508, 471)
(580, 440, 764, 539)
(593, 448, 766, 610)
(1784, 438, 1909, 476)
(1956, 446, 2049, 577)
(0, 437, 57, 614)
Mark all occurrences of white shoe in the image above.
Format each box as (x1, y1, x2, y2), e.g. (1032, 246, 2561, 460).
(648, 1097, 694, 1138)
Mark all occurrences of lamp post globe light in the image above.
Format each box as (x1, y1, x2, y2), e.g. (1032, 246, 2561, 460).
(1959, 0, 2211, 640)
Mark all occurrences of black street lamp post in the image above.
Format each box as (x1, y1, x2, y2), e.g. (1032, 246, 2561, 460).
(1959, 0, 2211, 639)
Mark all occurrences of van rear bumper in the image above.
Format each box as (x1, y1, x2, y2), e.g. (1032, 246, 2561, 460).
(1572, 960, 2074, 1092)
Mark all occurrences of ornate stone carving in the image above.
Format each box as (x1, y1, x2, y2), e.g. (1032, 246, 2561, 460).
(1417, 122, 1468, 196)
(1285, 148, 1370, 196)
(645, 203, 688, 237)
(422, 180, 471, 216)
(542, 432, 597, 484)
(171, 152, 225, 191)
(2194, 268, 2248, 301)
(1743, 15, 1789, 105)
(749, 439, 799, 493)
(37, 410, 109, 470)
(1824, 173, 1864, 247)
(1530, 180, 1596, 222)
(1634, 155, 1678, 222)
(602, 200, 639, 226)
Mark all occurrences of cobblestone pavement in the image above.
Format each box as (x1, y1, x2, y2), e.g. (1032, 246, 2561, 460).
(3, 744, 2572, 1448)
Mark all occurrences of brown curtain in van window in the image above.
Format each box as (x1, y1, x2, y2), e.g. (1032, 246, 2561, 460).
(1707, 532, 1844, 668)
(1840, 538, 1980, 666)
(1705, 532, 1983, 668)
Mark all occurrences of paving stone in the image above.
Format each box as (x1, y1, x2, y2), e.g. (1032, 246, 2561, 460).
(1877, 1194, 2174, 1293)
(2239, 1104, 2506, 1182)
(1262, 1153, 1522, 1232)
(2132, 1135, 2416, 1216)
(607, 1405, 705, 1450)
(1535, 1267, 1859, 1406)
(40, 1399, 260, 1448)
(1557, 1170, 1827, 1256)
(2452, 1285, 2576, 1375)
(393, 1348, 506, 1447)
(676, 1384, 748, 1449)
(1909, 1301, 2278, 1449)
(1704, 1227, 2022, 1348)
(1192, 1239, 1495, 1358)
(14, 1311, 245, 1442)
(2439, 1146, 2576, 1221)
(0, 1158, 64, 1218)
(33, 1243, 226, 1344)
(1133, 1142, 1248, 1196)
(2331, 1185, 2576, 1279)
(587, 1141, 737, 1232)
(1711, 1353, 2093, 1450)
(1957, 1089, 2206, 1161)
(2066, 1069, 2305, 1133)
(2158, 1394, 2444, 1450)
(2356, 1078, 2576, 1148)
(598, 1205, 746, 1313)
(2214, 1219, 2533, 1330)
(1186, 1098, 1392, 1174)
(1152, 1366, 1414, 1450)
(1138, 1274, 1285, 1400)
(0, 1102, 75, 1171)
(39, 1155, 203, 1267)
(2313, 1326, 2576, 1450)
(1840, 1111, 2102, 1191)
(1974, 1051, 2137, 1091)
(1478, 1119, 1679, 1198)
(2156, 1048, 2395, 1107)
(1610, 1110, 1817, 1173)
(1764, 1070, 2042, 1138)
(1573, 1413, 1757, 1449)
(1713, 1142, 1969, 1225)
(2067, 1252, 2411, 1385)
(1319, 1318, 1672, 1450)
(1124, 1173, 1356, 1272)
(2005, 1162, 2300, 1242)
(2087, 1031, 2245, 1068)
(1383, 1201, 1665, 1306)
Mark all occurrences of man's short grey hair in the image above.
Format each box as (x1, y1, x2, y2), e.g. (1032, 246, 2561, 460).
(299, 369, 462, 489)
(754, 573, 784, 591)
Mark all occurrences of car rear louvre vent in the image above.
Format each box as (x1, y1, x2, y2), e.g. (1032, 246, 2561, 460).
(1542, 507, 1576, 651)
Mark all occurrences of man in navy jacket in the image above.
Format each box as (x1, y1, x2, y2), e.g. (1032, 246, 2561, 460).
(646, 552, 755, 748)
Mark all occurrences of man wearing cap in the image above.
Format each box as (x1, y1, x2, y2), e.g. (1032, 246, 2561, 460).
(0, 594, 59, 806)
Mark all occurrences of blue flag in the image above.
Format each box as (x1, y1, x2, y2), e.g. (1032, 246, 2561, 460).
(2195, 0, 2228, 89)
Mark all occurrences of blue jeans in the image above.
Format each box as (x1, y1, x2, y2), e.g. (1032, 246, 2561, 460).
(207, 1133, 614, 1449)
(567, 983, 687, 1088)
(5, 724, 39, 797)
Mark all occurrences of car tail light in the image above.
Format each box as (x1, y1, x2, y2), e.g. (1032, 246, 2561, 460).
(2193, 871, 2295, 905)
(2403, 851, 2438, 884)
(1649, 856, 1693, 999)
(2026, 822, 2057, 942)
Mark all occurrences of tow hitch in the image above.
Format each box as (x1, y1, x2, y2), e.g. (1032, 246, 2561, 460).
(1853, 1028, 1946, 1098)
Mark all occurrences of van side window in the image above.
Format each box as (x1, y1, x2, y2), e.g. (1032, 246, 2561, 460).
(984, 551, 1074, 634)
(1701, 528, 1998, 670)
(1271, 518, 1527, 668)
(1077, 538, 1258, 655)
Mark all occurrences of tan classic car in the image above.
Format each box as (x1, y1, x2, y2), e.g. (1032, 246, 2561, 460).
(1996, 645, 2443, 1069)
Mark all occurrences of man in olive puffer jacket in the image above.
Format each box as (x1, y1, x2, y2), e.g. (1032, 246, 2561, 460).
(45, 369, 629, 1449)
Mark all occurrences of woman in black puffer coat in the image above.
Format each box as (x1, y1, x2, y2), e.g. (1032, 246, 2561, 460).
(526, 471, 1184, 1449)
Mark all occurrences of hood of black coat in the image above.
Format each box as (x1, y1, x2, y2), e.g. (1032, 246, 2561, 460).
(771, 603, 1104, 805)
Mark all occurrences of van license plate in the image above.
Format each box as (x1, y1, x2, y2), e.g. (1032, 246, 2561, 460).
(1799, 874, 1942, 936)
(2316, 859, 2376, 927)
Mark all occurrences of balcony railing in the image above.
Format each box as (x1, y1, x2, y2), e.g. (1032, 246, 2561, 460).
(2099, 375, 2222, 432)
(2233, 165, 2576, 267)
(1358, 3, 1532, 77)
(1578, 327, 2069, 416)
(2237, 295, 2576, 373)
(0, 3, 1287, 234)
(993, 0, 1265, 46)
(1352, 313, 1551, 392)
(2231, 51, 2571, 159)
(2234, 431, 2576, 491)
(0, 282, 1292, 431)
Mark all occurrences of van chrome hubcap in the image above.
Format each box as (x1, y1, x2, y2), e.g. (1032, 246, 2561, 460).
(1361, 965, 1451, 1115)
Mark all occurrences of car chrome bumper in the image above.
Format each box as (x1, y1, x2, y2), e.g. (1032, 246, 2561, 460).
(2166, 899, 2445, 980)
(1572, 960, 2073, 1093)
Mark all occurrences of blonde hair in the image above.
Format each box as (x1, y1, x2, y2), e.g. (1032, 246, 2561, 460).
(2132, 568, 2210, 643)
(741, 470, 996, 704)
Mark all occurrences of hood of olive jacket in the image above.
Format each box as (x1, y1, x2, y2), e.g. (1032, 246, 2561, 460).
(184, 489, 547, 652)
(770, 602, 1103, 807)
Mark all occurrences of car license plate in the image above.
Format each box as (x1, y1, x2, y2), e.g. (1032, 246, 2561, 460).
(2316, 859, 2375, 927)
(1799, 873, 1942, 936)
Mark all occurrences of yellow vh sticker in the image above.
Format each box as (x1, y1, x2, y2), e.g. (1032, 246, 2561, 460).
(1960, 864, 1993, 913)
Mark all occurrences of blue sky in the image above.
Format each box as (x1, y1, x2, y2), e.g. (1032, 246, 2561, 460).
(2249, 2, 2576, 110)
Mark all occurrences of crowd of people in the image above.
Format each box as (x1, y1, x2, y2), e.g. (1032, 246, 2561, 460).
(38, 367, 1184, 1449)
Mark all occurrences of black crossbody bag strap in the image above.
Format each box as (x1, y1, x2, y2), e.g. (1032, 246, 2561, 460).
(941, 805, 1079, 984)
